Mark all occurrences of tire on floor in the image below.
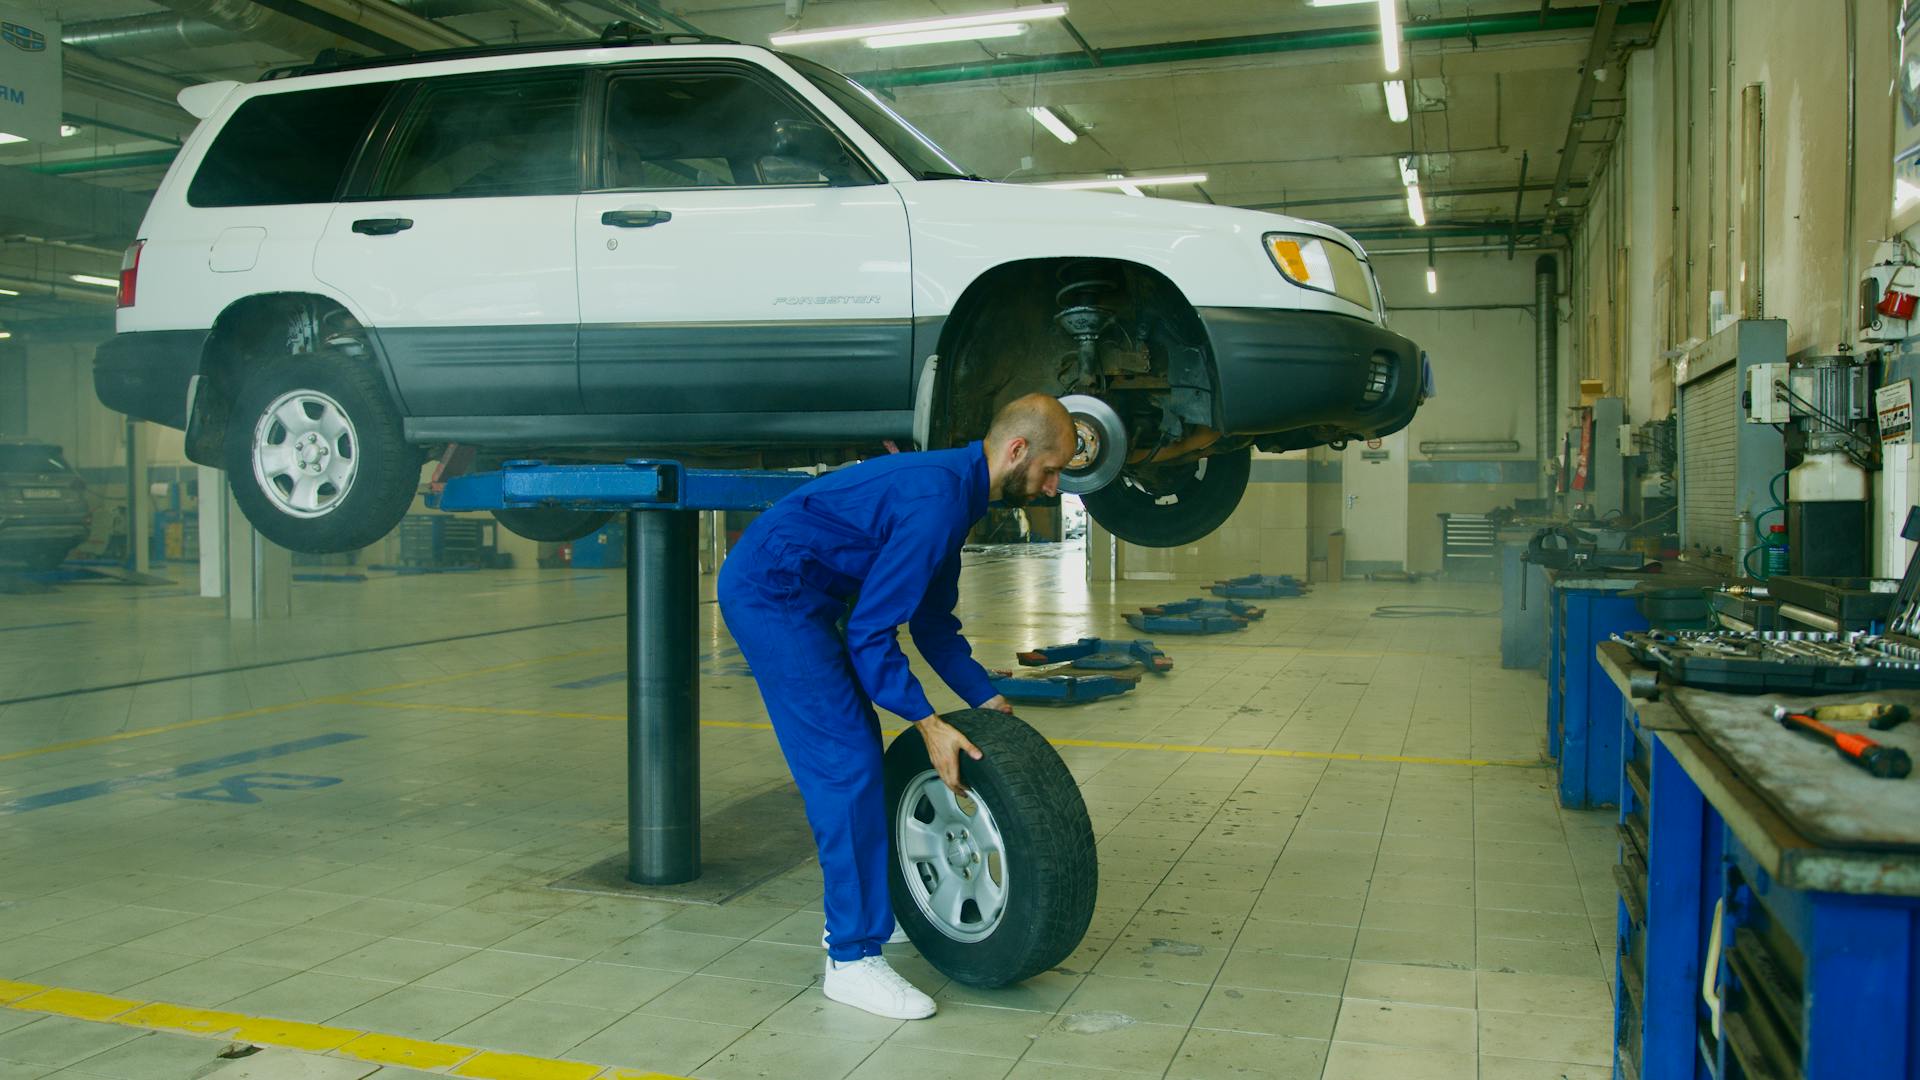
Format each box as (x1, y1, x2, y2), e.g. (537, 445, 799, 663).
(885, 708, 1097, 987)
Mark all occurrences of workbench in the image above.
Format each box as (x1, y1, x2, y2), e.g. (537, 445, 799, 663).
(1545, 566, 1721, 810)
(1498, 526, 1550, 670)
(1599, 643, 1920, 1080)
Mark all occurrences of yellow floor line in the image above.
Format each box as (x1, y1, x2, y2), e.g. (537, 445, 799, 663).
(349, 697, 1543, 769)
(0, 980, 689, 1080)
(0, 648, 615, 764)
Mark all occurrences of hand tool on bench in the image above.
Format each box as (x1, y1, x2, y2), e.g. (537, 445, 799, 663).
(1803, 702, 1913, 730)
(1772, 706, 1914, 778)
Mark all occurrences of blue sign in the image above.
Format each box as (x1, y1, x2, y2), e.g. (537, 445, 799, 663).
(1, 22, 44, 52)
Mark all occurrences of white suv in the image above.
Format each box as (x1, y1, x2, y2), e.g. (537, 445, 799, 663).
(94, 29, 1425, 554)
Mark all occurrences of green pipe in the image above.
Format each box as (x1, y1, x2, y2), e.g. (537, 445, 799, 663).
(855, 3, 1659, 89)
(25, 149, 178, 175)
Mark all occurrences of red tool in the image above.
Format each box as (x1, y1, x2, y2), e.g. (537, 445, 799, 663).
(1773, 706, 1914, 778)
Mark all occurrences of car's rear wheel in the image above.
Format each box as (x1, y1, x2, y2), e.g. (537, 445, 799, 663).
(224, 349, 421, 554)
(1082, 446, 1252, 547)
(491, 507, 614, 543)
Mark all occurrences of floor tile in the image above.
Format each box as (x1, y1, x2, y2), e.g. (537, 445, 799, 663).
(1165, 1028, 1329, 1080)
(442, 998, 623, 1057)
(1321, 1039, 1477, 1080)
(843, 1043, 1010, 1080)
(1331, 997, 1477, 1053)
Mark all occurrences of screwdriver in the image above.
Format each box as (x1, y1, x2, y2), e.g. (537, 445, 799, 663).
(1773, 707, 1914, 778)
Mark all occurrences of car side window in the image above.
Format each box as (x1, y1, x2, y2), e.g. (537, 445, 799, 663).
(188, 83, 391, 208)
(373, 73, 583, 199)
(599, 69, 846, 190)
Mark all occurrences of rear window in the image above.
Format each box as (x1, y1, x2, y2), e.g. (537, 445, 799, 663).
(188, 83, 391, 207)
(0, 446, 71, 473)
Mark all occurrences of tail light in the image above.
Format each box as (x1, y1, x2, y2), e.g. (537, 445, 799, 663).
(118, 240, 144, 309)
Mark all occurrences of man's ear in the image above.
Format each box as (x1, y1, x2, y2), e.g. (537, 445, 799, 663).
(1007, 436, 1030, 465)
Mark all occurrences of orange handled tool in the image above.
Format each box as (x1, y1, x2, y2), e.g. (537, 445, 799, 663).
(1773, 707, 1914, 778)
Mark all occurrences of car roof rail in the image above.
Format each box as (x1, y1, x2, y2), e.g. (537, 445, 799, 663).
(259, 23, 744, 81)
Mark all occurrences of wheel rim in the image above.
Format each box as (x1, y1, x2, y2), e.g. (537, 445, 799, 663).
(251, 389, 358, 519)
(1057, 393, 1126, 495)
(896, 769, 1010, 942)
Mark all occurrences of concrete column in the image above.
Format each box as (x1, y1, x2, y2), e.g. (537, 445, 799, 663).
(197, 465, 225, 598)
(225, 480, 292, 620)
(1086, 519, 1114, 583)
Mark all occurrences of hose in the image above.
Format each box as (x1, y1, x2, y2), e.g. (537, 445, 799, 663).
(1741, 470, 1790, 579)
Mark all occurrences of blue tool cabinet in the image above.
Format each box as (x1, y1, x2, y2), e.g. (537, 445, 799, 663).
(1601, 644, 1920, 1080)
(1548, 574, 1649, 809)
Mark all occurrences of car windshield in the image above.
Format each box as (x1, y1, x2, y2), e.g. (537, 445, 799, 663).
(0, 446, 70, 473)
(781, 55, 978, 181)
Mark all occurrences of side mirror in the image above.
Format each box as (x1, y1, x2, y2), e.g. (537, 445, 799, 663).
(771, 118, 856, 184)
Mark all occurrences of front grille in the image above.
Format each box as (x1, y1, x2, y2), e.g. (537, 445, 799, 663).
(1360, 354, 1395, 406)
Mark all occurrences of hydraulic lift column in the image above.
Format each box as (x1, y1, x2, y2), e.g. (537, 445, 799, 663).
(626, 509, 700, 884)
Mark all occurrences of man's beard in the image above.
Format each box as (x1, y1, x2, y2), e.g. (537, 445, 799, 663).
(1002, 466, 1038, 507)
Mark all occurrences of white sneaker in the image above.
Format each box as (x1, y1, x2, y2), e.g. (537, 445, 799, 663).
(822, 925, 911, 948)
(823, 955, 936, 1020)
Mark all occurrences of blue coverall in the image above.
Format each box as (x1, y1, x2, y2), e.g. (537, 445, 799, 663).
(717, 443, 1000, 963)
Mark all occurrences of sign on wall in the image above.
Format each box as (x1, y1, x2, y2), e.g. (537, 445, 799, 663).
(0, 4, 60, 143)
(1880, 379, 1914, 447)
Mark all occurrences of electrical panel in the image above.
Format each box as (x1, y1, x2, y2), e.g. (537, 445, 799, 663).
(1747, 362, 1790, 424)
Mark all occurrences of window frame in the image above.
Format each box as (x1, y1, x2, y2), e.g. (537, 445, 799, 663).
(582, 59, 883, 195)
(343, 68, 591, 202)
(187, 81, 398, 208)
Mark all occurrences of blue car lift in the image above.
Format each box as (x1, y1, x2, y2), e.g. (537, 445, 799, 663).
(1017, 638, 1173, 674)
(436, 459, 812, 886)
(1127, 597, 1265, 634)
(988, 668, 1141, 705)
(1209, 574, 1308, 599)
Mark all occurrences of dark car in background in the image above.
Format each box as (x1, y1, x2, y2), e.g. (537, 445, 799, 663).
(0, 441, 92, 570)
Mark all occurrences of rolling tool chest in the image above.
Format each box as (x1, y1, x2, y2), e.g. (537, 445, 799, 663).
(1600, 642, 1920, 1080)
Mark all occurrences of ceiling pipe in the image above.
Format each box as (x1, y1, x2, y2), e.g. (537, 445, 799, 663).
(1540, 0, 1624, 235)
(153, 0, 360, 57)
(0, 275, 119, 304)
(1247, 181, 1584, 213)
(281, 0, 479, 51)
(853, 2, 1660, 89)
(63, 13, 242, 55)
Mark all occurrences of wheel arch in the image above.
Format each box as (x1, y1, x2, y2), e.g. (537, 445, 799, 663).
(185, 291, 402, 466)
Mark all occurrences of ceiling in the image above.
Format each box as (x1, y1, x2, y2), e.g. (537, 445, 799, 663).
(0, 0, 1656, 325)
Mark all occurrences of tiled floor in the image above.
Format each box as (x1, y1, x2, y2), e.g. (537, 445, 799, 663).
(0, 547, 1616, 1079)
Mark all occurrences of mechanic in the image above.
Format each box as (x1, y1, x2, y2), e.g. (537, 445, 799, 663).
(717, 394, 1076, 1020)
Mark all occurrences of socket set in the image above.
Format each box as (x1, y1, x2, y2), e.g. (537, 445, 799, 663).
(1616, 629, 1920, 695)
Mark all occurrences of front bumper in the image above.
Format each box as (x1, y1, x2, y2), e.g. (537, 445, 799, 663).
(94, 330, 209, 429)
(1199, 307, 1423, 438)
(0, 515, 89, 544)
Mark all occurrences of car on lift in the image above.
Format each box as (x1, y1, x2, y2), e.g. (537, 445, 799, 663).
(0, 440, 92, 570)
(93, 28, 1426, 555)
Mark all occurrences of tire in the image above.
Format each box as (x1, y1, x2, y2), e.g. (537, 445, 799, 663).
(491, 507, 613, 543)
(1081, 446, 1252, 547)
(886, 708, 1097, 988)
(223, 348, 422, 554)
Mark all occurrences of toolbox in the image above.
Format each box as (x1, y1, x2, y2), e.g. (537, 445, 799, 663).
(1765, 575, 1896, 629)
(1620, 508, 1920, 697)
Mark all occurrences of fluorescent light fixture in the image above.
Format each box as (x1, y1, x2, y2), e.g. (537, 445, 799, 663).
(1426, 266, 1438, 293)
(0, 133, 25, 145)
(1406, 183, 1427, 226)
(1036, 172, 1208, 191)
(772, 4, 1067, 47)
(866, 22, 1026, 47)
(1379, 0, 1400, 73)
(71, 274, 119, 288)
(0, 331, 11, 340)
(1383, 80, 1408, 122)
(0, 287, 18, 297)
(1308, 0, 1376, 5)
(60, 124, 79, 137)
(1397, 154, 1418, 187)
(1028, 105, 1079, 144)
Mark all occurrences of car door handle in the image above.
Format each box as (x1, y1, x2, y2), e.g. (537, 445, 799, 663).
(601, 209, 672, 228)
(351, 217, 413, 236)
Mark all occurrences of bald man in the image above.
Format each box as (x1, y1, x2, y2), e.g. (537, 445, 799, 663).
(717, 394, 1076, 1019)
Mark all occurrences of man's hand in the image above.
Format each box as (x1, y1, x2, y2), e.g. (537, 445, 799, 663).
(916, 714, 983, 796)
(981, 695, 1014, 714)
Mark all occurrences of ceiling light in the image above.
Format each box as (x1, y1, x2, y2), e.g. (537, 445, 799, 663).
(1308, 0, 1376, 5)
(60, 124, 79, 137)
(1027, 105, 1079, 144)
(0, 287, 18, 297)
(1397, 154, 1418, 187)
(1036, 172, 1208, 192)
(866, 22, 1026, 47)
(0, 331, 11, 340)
(1379, 0, 1401, 73)
(1406, 183, 1427, 226)
(71, 274, 119, 288)
(0, 133, 25, 145)
(772, 4, 1067, 47)
(1383, 80, 1408, 123)
(1426, 267, 1438, 294)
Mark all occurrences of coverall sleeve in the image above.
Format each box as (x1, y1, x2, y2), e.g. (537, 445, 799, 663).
(909, 549, 999, 708)
(843, 500, 970, 722)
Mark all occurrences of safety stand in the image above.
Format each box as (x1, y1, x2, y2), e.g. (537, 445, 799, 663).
(437, 459, 811, 886)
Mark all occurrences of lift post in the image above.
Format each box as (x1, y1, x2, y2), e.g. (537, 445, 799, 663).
(437, 459, 811, 885)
